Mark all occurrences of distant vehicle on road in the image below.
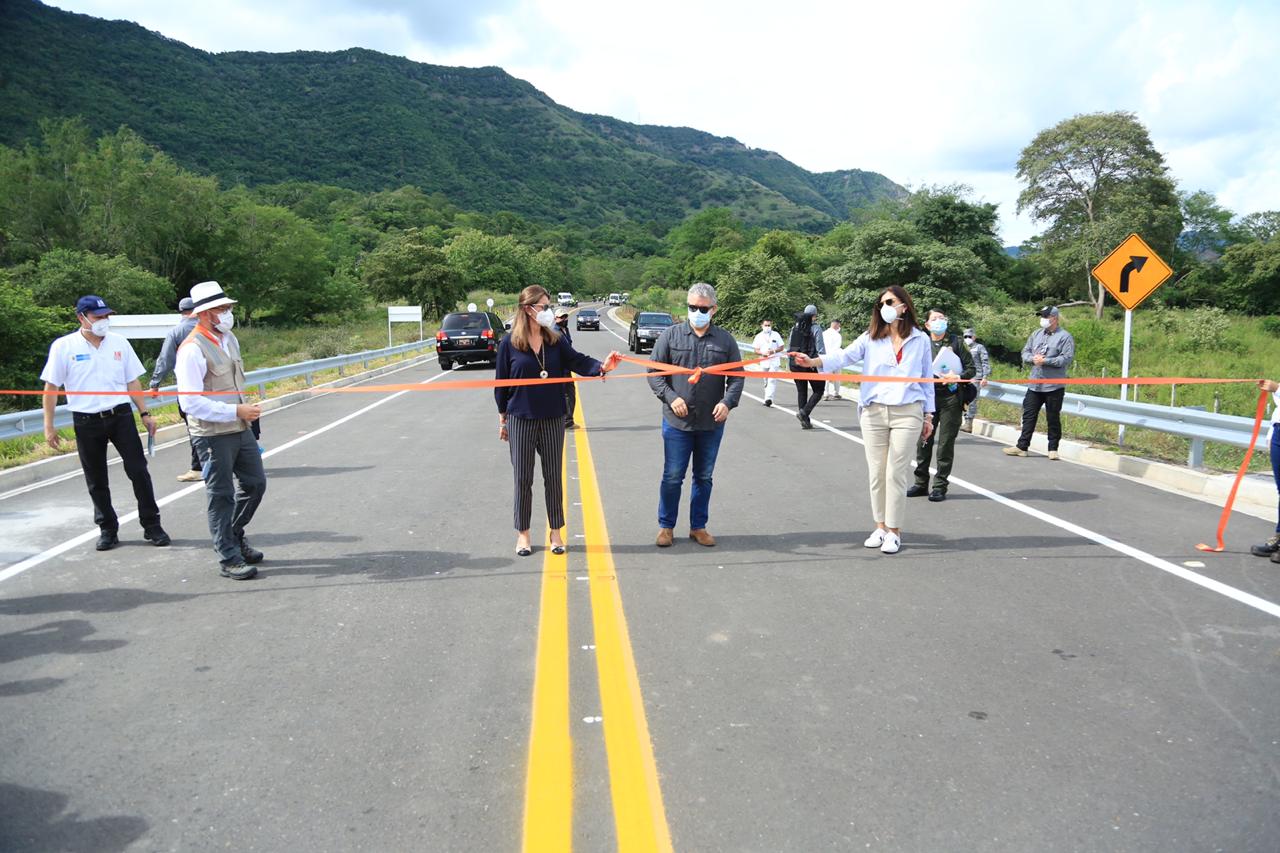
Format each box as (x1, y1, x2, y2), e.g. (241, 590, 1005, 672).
(575, 308, 600, 331)
(435, 310, 507, 371)
(557, 292, 578, 307)
(621, 292, 630, 304)
(607, 293, 622, 305)
(628, 311, 675, 353)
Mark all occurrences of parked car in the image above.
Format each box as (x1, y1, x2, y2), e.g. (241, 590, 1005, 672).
(557, 292, 578, 307)
(575, 307, 600, 331)
(628, 311, 675, 353)
(435, 310, 507, 370)
(607, 293, 622, 305)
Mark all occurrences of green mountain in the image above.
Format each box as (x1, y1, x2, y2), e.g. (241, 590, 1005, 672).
(0, 0, 905, 229)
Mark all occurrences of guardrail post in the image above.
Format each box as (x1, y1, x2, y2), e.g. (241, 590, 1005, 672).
(1186, 405, 1206, 468)
(257, 383, 266, 399)
(338, 364, 345, 377)
(305, 373, 313, 387)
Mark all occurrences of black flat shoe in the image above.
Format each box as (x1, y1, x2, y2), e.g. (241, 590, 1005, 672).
(928, 489, 947, 502)
(906, 484, 928, 498)
(551, 545, 566, 555)
(96, 531, 119, 551)
(516, 546, 533, 557)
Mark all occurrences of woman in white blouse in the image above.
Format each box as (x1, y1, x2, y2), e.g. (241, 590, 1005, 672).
(794, 285, 935, 554)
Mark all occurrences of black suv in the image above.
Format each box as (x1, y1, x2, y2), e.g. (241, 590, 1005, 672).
(576, 308, 600, 331)
(628, 312, 675, 353)
(435, 311, 507, 370)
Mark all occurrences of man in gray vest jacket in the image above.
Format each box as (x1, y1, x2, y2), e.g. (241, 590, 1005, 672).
(175, 281, 266, 580)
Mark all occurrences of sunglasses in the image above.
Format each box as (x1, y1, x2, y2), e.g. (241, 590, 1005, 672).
(879, 296, 900, 307)
(687, 304, 713, 313)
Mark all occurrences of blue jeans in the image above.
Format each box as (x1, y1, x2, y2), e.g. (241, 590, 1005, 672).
(1271, 426, 1279, 533)
(658, 420, 725, 530)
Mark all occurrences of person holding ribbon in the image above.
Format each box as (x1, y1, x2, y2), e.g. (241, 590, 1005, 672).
(908, 308, 975, 503)
(648, 282, 744, 547)
(40, 295, 170, 551)
(794, 285, 934, 554)
(1004, 305, 1075, 460)
(496, 285, 617, 557)
(1250, 378, 1280, 564)
(176, 281, 267, 581)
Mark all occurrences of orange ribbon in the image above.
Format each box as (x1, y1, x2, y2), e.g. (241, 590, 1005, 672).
(9, 353, 1270, 554)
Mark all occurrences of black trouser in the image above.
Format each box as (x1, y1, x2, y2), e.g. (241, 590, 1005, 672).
(1017, 388, 1065, 451)
(794, 369, 824, 416)
(915, 391, 964, 492)
(508, 416, 566, 532)
(564, 379, 577, 424)
(177, 405, 201, 471)
(72, 405, 160, 533)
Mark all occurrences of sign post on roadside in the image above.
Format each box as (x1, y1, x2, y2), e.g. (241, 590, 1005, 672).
(387, 305, 423, 347)
(1092, 233, 1174, 443)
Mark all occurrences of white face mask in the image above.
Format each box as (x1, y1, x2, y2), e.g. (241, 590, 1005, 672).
(880, 304, 899, 324)
(216, 310, 235, 333)
(88, 317, 110, 337)
(534, 308, 556, 329)
(1039, 317, 1051, 329)
(688, 308, 712, 329)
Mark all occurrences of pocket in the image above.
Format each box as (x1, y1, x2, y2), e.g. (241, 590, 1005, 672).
(207, 359, 231, 377)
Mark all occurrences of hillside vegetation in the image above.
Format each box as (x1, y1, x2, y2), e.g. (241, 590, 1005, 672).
(0, 0, 902, 229)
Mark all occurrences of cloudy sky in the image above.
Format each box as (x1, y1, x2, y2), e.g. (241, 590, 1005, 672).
(49, 0, 1280, 243)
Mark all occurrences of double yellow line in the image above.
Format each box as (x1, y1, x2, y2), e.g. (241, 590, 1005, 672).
(522, 398, 672, 852)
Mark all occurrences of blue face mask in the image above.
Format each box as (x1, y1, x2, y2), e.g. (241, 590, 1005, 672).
(688, 308, 711, 329)
(929, 319, 948, 335)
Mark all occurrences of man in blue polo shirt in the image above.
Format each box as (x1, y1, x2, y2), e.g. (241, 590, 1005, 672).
(41, 295, 169, 551)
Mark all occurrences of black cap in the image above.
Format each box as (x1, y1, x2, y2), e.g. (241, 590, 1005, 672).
(1036, 305, 1060, 318)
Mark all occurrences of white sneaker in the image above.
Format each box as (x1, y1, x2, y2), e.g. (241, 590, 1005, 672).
(880, 532, 901, 554)
(176, 470, 203, 482)
(863, 529, 886, 548)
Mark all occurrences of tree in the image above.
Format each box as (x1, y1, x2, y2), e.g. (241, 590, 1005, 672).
(1239, 211, 1280, 243)
(360, 229, 465, 319)
(16, 248, 173, 314)
(444, 230, 528, 293)
(214, 198, 339, 322)
(1016, 112, 1181, 317)
(713, 251, 818, 333)
(0, 277, 68, 401)
(1219, 239, 1280, 315)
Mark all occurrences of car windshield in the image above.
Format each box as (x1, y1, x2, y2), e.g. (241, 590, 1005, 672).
(638, 313, 673, 326)
(442, 313, 487, 331)
(579, 309, 597, 317)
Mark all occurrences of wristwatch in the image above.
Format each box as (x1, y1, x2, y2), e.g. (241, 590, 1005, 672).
(138, 410, 151, 417)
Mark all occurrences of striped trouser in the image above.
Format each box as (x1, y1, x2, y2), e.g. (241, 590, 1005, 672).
(508, 415, 566, 532)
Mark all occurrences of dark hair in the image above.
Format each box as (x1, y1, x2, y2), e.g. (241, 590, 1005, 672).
(868, 285, 918, 340)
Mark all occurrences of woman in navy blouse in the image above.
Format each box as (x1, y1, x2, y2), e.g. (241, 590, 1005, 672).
(496, 285, 618, 556)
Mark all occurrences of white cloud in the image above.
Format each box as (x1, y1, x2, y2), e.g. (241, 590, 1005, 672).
(48, 0, 1280, 243)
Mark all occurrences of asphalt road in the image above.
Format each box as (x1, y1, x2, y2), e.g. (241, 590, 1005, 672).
(1, 309, 1278, 852)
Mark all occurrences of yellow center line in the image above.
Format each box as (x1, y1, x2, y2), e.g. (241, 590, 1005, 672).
(522, 449, 573, 852)
(574, 396, 674, 853)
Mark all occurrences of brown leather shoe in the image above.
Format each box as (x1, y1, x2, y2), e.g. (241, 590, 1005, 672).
(655, 528, 674, 547)
(689, 529, 716, 547)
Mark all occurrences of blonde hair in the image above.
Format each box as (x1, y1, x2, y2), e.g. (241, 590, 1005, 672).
(510, 285, 561, 352)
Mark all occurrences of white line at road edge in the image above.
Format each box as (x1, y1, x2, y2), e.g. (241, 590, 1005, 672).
(742, 390, 1280, 620)
(0, 361, 448, 584)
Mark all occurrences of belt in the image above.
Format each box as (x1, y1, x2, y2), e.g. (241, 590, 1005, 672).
(73, 403, 132, 422)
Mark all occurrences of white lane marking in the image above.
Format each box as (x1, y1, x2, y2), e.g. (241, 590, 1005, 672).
(740, 389, 1280, 620)
(0, 355, 436, 502)
(0, 361, 447, 584)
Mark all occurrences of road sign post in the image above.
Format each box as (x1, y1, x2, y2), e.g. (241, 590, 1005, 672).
(387, 305, 423, 347)
(1092, 233, 1174, 445)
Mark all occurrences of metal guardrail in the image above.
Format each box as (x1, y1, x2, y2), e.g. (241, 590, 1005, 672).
(0, 339, 436, 441)
(732, 340, 1266, 468)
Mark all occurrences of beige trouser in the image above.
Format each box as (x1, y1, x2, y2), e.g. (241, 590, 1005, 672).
(859, 402, 924, 529)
